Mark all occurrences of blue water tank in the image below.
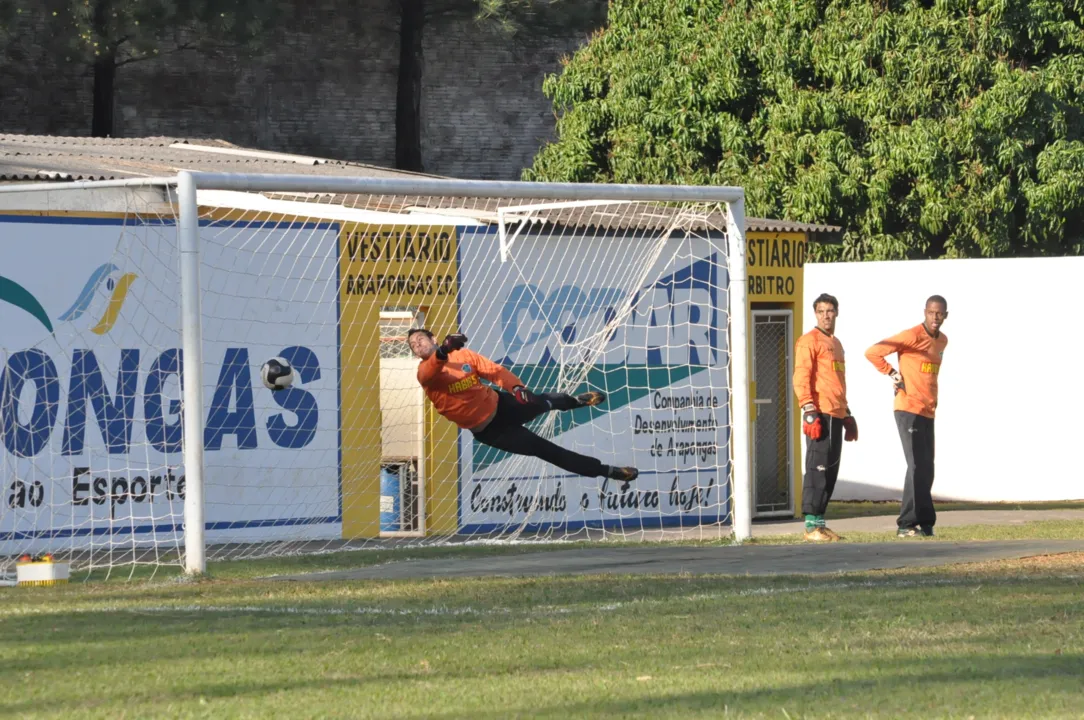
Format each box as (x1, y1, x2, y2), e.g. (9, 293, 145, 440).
(380, 465, 402, 532)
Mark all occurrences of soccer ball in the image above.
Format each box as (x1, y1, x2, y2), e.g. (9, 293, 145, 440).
(261, 357, 294, 391)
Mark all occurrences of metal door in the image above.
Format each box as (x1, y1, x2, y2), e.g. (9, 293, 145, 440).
(751, 311, 794, 516)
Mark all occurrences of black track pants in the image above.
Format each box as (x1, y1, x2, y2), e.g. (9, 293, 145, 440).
(802, 414, 844, 517)
(472, 391, 605, 478)
(895, 411, 936, 529)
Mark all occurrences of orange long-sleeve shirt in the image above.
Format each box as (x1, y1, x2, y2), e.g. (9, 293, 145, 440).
(793, 328, 850, 419)
(864, 324, 948, 419)
(417, 348, 523, 430)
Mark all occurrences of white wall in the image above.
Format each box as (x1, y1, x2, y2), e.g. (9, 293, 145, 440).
(380, 358, 422, 459)
(805, 256, 1084, 502)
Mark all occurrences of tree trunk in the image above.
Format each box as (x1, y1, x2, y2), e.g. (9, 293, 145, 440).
(91, 55, 116, 138)
(395, 0, 424, 172)
(90, 0, 115, 138)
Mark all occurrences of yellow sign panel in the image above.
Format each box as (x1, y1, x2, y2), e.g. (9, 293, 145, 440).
(747, 232, 805, 302)
(338, 224, 460, 539)
(745, 231, 807, 518)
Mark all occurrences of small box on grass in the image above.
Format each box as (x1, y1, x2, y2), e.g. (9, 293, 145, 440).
(16, 555, 70, 586)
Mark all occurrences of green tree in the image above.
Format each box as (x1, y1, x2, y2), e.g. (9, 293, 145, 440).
(525, 0, 1084, 260)
(393, 0, 606, 171)
(24, 0, 280, 138)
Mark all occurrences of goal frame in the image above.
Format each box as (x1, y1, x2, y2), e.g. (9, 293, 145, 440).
(0, 171, 753, 573)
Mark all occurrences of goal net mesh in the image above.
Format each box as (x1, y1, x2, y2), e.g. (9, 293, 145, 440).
(0, 183, 734, 578)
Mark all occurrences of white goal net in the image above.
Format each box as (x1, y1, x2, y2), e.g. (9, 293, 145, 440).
(0, 175, 749, 578)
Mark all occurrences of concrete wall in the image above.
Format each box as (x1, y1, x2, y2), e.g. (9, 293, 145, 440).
(804, 256, 1084, 502)
(0, 1, 597, 179)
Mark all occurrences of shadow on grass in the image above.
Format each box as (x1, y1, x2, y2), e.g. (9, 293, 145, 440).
(426, 654, 1084, 718)
(3, 648, 1082, 717)
(5, 562, 1083, 680)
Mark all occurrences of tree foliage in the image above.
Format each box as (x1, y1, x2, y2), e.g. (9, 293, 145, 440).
(525, 0, 1084, 260)
(473, 0, 606, 39)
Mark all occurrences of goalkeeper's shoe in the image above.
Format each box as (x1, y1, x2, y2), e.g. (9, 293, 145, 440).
(607, 466, 638, 482)
(820, 526, 843, 541)
(576, 390, 607, 407)
(803, 527, 835, 543)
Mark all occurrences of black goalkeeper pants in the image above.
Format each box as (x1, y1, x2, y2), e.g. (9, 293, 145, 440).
(472, 391, 606, 478)
(895, 411, 936, 529)
(802, 414, 844, 517)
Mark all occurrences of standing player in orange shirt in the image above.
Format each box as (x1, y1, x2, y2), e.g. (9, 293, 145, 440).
(407, 329, 639, 482)
(865, 296, 949, 538)
(793, 293, 859, 542)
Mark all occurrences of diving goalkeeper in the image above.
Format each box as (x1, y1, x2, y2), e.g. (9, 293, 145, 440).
(408, 329, 638, 482)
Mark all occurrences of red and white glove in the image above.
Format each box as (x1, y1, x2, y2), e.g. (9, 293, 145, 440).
(843, 415, 858, 442)
(801, 404, 822, 441)
(435, 332, 468, 361)
(513, 386, 534, 404)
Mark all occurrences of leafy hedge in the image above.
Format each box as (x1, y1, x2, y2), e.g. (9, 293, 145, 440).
(525, 0, 1084, 259)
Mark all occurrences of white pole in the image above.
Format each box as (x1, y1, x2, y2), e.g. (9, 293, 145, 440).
(416, 385, 426, 535)
(178, 171, 207, 575)
(186, 172, 746, 204)
(0, 176, 176, 193)
(726, 197, 753, 542)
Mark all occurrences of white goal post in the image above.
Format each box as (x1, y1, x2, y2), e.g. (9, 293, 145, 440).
(0, 172, 751, 577)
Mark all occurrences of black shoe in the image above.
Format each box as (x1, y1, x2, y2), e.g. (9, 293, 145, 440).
(918, 526, 935, 537)
(607, 466, 638, 482)
(576, 390, 607, 407)
(897, 526, 919, 538)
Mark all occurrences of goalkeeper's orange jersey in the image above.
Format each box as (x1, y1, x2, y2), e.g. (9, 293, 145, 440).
(793, 328, 850, 419)
(417, 348, 524, 430)
(864, 324, 948, 419)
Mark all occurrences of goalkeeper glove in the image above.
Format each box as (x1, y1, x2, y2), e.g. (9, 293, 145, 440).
(435, 332, 468, 361)
(888, 368, 906, 394)
(843, 415, 858, 442)
(513, 386, 535, 404)
(801, 403, 822, 441)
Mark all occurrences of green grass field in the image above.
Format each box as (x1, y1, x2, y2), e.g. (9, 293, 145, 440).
(825, 499, 1084, 520)
(2, 519, 1083, 718)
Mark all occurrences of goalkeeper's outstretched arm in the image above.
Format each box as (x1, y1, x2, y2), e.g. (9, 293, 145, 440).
(467, 352, 523, 393)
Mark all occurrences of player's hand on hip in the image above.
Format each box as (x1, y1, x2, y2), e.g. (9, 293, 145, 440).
(889, 369, 905, 394)
(843, 415, 858, 442)
(513, 386, 534, 404)
(801, 404, 822, 441)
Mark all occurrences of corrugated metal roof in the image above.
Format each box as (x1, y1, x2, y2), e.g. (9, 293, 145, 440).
(745, 216, 840, 235)
(0, 134, 442, 182)
(0, 134, 842, 240)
